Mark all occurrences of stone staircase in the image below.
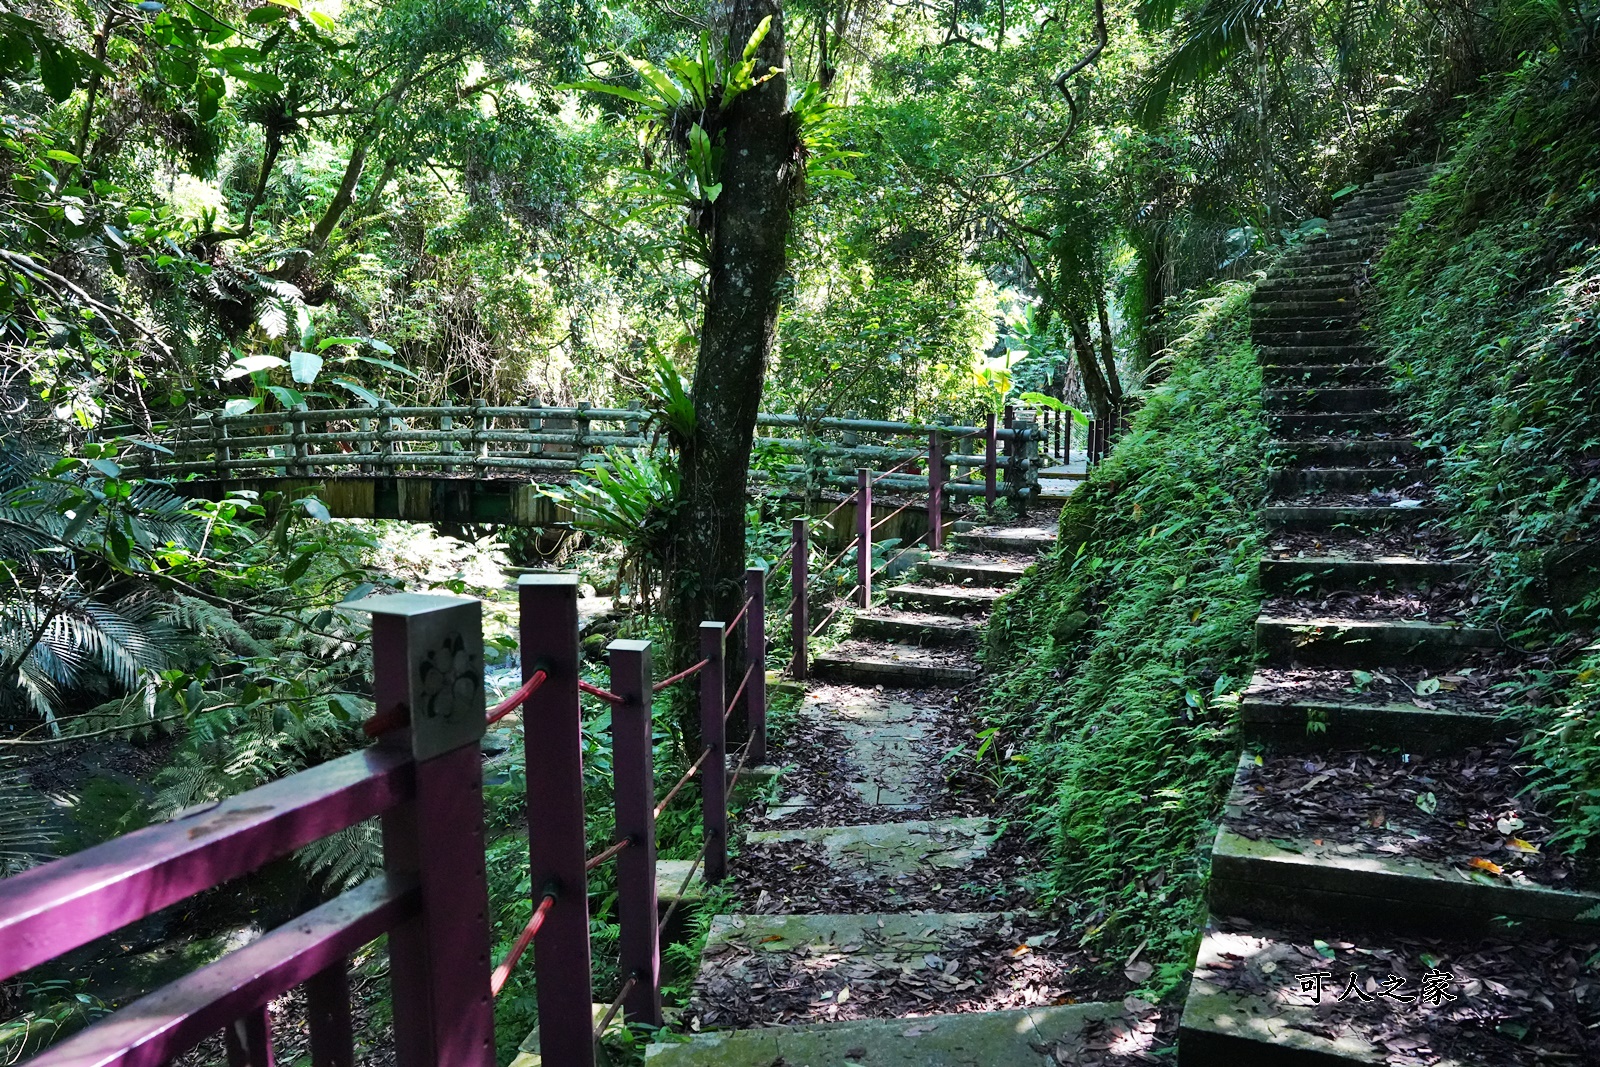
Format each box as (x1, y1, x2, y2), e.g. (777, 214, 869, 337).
(648, 521, 1141, 1065)
(1177, 166, 1600, 1064)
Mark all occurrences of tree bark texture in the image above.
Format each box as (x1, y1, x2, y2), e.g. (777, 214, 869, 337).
(663, 0, 792, 744)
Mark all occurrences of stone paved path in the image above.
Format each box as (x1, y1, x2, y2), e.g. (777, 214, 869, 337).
(1175, 167, 1600, 1065)
(647, 519, 1140, 1065)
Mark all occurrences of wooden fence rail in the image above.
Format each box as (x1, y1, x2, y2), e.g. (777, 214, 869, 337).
(112, 403, 1049, 501)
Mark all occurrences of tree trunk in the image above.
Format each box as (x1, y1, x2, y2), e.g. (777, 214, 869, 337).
(1093, 282, 1122, 409)
(1067, 309, 1114, 420)
(662, 0, 791, 745)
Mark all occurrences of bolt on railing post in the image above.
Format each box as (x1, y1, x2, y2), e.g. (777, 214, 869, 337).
(699, 621, 727, 884)
(984, 413, 998, 511)
(608, 638, 662, 1026)
(791, 517, 809, 680)
(927, 430, 944, 551)
(519, 574, 595, 1067)
(363, 592, 495, 1067)
(744, 565, 767, 766)
(856, 468, 872, 608)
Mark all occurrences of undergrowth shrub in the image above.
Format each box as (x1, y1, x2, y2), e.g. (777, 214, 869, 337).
(1370, 55, 1600, 853)
(980, 281, 1265, 998)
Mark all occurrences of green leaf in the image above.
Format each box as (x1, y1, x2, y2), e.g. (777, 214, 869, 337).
(222, 354, 287, 380)
(223, 396, 261, 416)
(1416, 791, 1438, 815)
(289, 349, 323, 384)
(283, 547, 318, 582)
(44, 149, 81, 164)
(299, 497, 330, 522)
(330, 378, 381, 405)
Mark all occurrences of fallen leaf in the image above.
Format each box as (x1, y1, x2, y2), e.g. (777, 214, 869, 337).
(1496, 816, 1526, 835)
(1124, 960, 1154, 984)
(1011, 944, 1032, 957)
(1506, 837, 1541, 853)
(1416, 791, 1439, 815)
(837, 986, 850, 1004)
(1468, 857, 1504, 876)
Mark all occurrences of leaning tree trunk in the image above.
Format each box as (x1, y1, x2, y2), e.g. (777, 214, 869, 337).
(662, 0, 791, 747)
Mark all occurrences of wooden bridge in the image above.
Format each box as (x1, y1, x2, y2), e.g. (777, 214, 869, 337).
(122, 402, 1090, 525)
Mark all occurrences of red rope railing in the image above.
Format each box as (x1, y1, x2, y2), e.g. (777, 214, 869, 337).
(594, 975, 638, 1041)
(491, 890, 557, 997)
(585, 836, 632, 871)
(726, 594, 754, 634)
(870, 500, 913, 532)
(579, 679, 624, 704)
(655, 837, 713, 938)
(723, 663, 754, 724)
(652, 657, 709, 693)
(654, 746, 713, 820)
(485, 670, 547, 727)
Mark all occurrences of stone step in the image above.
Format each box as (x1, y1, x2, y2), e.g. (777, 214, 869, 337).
(744, 817, 996, 883)
(1267, 466, 1426, 495)
(1257, 554, 1470, 592)
(812, 646, 981, 687)
(1262, 362, 1389, 386)
(1262, 386, 1393, 414)
(1252, 298, 1361, 317)
(1251, 327, 1366, 347)
(1268, 261, 1368, 277)
(950, 525, 1057, 554)
(1238, 691, 1502, 751)
(1276, 252, 1376, 271)
(1210, 828, 1600, 937)
(1256, 344, 1381, 365)
(1263, 504, 1441, 531)
(646, 1002, 1130, 1066)
(1255, 615, 1499, 668)
(1211, 751, 1600, 934)
(1252, 285, 1359, 303)
(916, 557, 1028, 586)
(887, 584, 1003, 615)
(852, 610, 979, 645)
(1268, 438, 1420, 464)
(1323, 219, 1396, 239)
(1266, 412, 1399, 437)
(684, 911, 1008, 1031)
(1178, 916, 1522, 1067)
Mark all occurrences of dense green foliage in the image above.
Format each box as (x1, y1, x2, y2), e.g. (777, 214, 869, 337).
(980, 284, 1265, 995)
(1371, 54, 1600, 852)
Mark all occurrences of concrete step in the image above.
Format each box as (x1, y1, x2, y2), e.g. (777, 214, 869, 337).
(1251, 327, 1366, 347)
(1262, 386, 1393, 414)
(812, 645, 981, 687)
(1238, 691, 1502, 751)
(916, 557, 1028, 586)
(744, 817, 996, 883)
(1268, 466, 1426, 495)
(887, 584, 1003, 615)
(647, 1002, 1130, 1066)
(1211, 751, 1600, 934)
(1268, 438, 1420, 465)
(950, 525, 1057, 554)
(1268, 261, 1369, 278)
(1256, 344, 1381, 365)
(1255, 615, 1499, 668)
(1257, 554, 1471, 592)
(1252, 298, 1361, 317)
(1178, 915, 1524, 1067)
(1266, 412, 1399, 437)
(1210, 828, 1600, 937)
(1263, 504, 1442, 531)
(1252, 286, 1359, 303)
(1262, 362, 1389, 386)
(852, 610, 979, 645)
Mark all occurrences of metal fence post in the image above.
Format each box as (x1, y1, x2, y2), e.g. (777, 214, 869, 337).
(744, 565, 767, 766)
(378, 401, 395, 470)
(519, 574, 595, 1067)
(791, 517, 809, 680)
(984, 413, 998, 510)
(856, 468, 871, 608)
(608, 639, 661, 1026)
(927, 430, 944, 551)
(699, 622, 727, 884)
(365, 592, 495, 1067)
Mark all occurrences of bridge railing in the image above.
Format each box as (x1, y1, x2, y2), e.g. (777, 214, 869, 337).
(122, 402, 1046, 500)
